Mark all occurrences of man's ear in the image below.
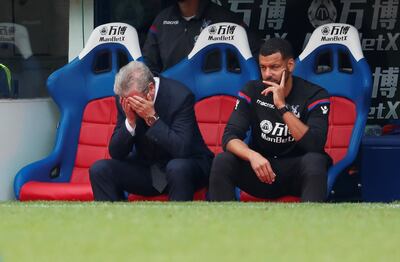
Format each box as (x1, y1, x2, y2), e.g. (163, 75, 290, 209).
(287, 58, 295, 73)
(147, 82, 155, 100)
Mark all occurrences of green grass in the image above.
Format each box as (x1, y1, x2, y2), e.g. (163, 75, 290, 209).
(0, 202, 399, 262)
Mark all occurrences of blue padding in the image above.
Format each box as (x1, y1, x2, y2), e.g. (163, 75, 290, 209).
(14, 43, 141, 199)
(294, 43, 372, 194)
(361, 135, 400, 202)
(162, 43, 259, 101)
(362, 135, 400, 146)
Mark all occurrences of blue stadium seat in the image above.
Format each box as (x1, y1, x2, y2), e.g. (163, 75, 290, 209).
(294, 23, 372, 196)
(14, 23, 142, 200)
(128, 22, 260, 201)
(163, 22, 259, 152)
(241, 23, 372, 201)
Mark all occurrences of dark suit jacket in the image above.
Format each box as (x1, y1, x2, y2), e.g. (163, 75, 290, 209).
(109, 76, 213, 168)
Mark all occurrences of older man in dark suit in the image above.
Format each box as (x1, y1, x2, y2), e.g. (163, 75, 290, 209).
(89, 61, 213, 201)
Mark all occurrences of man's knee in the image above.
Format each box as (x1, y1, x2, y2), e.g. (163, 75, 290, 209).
(300, 152, 329, 178)
(89, 159, 112, 183)
(211, 151, 238, 171)
(209, 152, 240, 201)
(166, 159, 194, 184)
(209, 152, 238, 183)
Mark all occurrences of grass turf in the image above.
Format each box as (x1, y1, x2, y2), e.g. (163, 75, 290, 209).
(0, 202, 399, 261)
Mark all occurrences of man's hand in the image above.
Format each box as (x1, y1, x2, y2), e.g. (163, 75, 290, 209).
(261, 70, 286, 109)
(248, 151, 276, 184)
(120, 97, 136, 127)
(127, 96, 156, 122)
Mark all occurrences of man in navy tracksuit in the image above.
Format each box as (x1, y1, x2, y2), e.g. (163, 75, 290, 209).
(209, 38, 332, 202)
(143, 0, 260, 73)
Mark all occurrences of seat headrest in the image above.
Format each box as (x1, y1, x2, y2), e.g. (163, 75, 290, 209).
(0, 23, 33, 59)
(48, 23, 142, 104)
(294, 23, 371, 101)
(299, 23, 363, 62)
(79, 22, 142, 60)
(188, 22, 252, 60)
(162, 22, 259, 100)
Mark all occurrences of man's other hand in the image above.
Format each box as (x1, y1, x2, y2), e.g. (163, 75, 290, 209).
(248, 151, 276, 184)
(128, 96, 156, 121)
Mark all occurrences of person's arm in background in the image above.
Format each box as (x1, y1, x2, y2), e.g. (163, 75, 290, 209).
(142, 18, 163, 74)
(247, 28, 262, 58)
(238, 21, 262, 58)
(225, 6, 262, 58)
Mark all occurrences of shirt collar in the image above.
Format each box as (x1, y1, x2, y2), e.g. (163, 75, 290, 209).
(153, 77, 160, 102)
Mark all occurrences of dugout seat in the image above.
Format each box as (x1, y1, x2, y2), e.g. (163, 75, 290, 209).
(14, 23, 142, 200)
(240, 23, 372, 201)
(128, 22, 260, 201)
(163, 22, 260, 153)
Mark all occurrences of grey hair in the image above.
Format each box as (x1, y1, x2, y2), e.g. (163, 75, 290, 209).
(113, 61, 154, 96)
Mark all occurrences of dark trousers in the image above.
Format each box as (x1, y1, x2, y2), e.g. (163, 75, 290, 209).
(209, 151, 330, 202)
(89, 157, 211, 201)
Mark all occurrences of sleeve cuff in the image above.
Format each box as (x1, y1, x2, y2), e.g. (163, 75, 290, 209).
(222, 135, 239, 151)
(296, 129, 325, 152)
(125, 118, 136, 136)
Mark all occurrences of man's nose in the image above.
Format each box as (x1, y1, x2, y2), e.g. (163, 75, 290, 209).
(263, 67, 272, 78)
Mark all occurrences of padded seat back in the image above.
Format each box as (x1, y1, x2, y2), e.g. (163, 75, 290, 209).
(14, 23, 142, 199)
(71, 97, 117, 183)
(324, 96, 356, 164)
(162, 23, 260, 153)
(195, 96, 237, 154)
(293, 23, 372, 193)
(48, 23, 141, 183)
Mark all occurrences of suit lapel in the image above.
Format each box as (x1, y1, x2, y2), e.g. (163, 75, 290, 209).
(154, 77, 170, 120)
(137, 78, 170, 163)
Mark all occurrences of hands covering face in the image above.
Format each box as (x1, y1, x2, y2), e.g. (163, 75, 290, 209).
(120, 97, 136, 127)
(120, 94, 156, 127)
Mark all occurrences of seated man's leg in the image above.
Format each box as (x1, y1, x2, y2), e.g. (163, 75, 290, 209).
(209, 152, 288, 201)
(209, 152, 241, 201)
(298, 152, 330, 202)
(165, 157, 211, 201)
(89, 159, 160, 201)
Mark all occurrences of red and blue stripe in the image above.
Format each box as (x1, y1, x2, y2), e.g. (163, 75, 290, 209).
(149, 25, 158, 34)
(307, 98, 330, 111)
(238, 91, 251, 103)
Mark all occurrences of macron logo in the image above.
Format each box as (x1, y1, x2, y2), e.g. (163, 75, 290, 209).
(163, 20, 179, 25)
(321, 105, 329, 115)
